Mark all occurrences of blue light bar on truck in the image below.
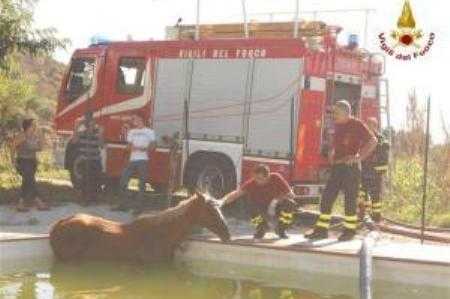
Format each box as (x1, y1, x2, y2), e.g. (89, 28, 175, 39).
(89, 34, 112, 46)
(348, 34, 359, 49)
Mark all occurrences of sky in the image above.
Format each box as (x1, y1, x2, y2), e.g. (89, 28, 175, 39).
(33, 0, 450, 143)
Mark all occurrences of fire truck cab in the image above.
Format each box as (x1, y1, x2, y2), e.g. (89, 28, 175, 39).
(53, 22, 385, 201)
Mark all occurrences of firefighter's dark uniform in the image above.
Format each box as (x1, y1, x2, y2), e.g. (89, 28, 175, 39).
(360, 133, 389, 222)
(77, 127, 103, 202)
(307, 117, 375, 241)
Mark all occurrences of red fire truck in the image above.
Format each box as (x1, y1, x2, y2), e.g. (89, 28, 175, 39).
(53, 21, 387, 200)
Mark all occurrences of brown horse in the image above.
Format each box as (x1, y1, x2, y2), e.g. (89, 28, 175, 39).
(49, 192, 230, 263)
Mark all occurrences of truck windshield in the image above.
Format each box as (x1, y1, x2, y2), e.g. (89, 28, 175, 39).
(65, 58, 95, 101)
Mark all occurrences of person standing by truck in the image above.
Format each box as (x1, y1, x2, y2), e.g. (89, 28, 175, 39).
(360, 117, 390, 223)
(72, 112, 104, 204)
(306, 100, 377, 241)
(220, 164, 298, 239)
(11, 118, 50, 212)
(113, 114, 156, 211)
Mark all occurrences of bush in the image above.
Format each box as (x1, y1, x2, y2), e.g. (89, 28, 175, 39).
(432, 213, 450, 228)
(384, 155, 450, 227)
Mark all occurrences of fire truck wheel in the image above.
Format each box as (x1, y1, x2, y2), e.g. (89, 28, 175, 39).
(184, 153, 236, 199)
(152, 183, 168, 194)
(104, 177, 121, 194)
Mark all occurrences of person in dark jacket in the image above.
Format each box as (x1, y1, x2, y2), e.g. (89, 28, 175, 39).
(72, 112, 104, 204)
(360, 117, 389, 223)
(11, 118, 50, 212)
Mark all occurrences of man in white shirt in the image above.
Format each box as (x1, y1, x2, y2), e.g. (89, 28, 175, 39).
(113, 114, 156, 210)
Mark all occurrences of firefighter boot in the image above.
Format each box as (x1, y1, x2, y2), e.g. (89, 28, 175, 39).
(371, 202, 382, 223)
(253, 222, 269, 240)
(276, 211, 294, 239)
(305, 214, 330, 240)
(338, 228, 356, 242)
(304, 227, 328, 240)
(275, 223, 289, 239)
(251, 215, 268, 240)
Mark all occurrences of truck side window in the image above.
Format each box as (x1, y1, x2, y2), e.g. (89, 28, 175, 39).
(116, 57, 146, 95)
(65, 58, 95, 101)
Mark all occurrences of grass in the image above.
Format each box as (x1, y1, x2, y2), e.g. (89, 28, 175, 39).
(0, 150, 164, 206)
(383, 157, 450, 228)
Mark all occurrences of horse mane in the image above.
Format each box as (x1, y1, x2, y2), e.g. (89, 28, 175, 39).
(126, 195, 198, 229)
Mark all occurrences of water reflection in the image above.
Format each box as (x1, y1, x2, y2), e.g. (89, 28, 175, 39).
(0, 260, 448, 299)
(0, 261, 352, 299)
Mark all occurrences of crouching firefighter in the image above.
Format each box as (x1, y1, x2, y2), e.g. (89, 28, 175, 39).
(306, 100, 377, 241)
(360, 117, 390, 223)
(220, 164, 298, 239)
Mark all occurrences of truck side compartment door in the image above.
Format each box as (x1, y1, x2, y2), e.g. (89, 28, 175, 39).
(101, 50, 153, 177)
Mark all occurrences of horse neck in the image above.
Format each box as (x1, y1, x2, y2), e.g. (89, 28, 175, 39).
(127, 198, 201, 240)
(166, 201, 201, 244)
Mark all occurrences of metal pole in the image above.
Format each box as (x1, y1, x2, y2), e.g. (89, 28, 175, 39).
(241, 0, 249, 38)
(359, 233, 377, 299)
(184, 99, 190, 163)
(293, 0, 300, 38)
(289, 96, 295, 180)
(384, 79, 393, 191)
(195, 0, 201, 40)
(421, 96, 431, 244)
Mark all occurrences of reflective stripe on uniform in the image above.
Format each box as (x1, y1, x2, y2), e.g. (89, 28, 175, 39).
(319, 214, 332, 221)
(374, 165, 388, 171)
(279, 211, 294, 224)
(316, 214, 331, 229)
(372, 202, 382, 212)
(251, 215, 264, 227)
(344, 215, 358, 230)
(316, 221, 330, 228)
(344, 222, 358, 229)
(344, 215, 358, 222)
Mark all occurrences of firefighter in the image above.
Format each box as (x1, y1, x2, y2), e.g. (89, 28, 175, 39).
(72, 112, 104, 204)
(306, 100, 377, 241)
(220, 164, 298, 239)
(360, 117, 390, 223)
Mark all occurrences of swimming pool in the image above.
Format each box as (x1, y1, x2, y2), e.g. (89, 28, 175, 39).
(1, 251, 449, 299)
(1, 232, 449, 299)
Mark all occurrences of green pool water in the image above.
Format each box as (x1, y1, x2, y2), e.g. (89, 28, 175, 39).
(0, 261, 348, 299)
(0, 261, 448, 299)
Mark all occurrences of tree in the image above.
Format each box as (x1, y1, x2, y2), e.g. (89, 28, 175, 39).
(392, 89, 427, 157)
(0, 0, 67, 143)
(0, 0, 68, 71)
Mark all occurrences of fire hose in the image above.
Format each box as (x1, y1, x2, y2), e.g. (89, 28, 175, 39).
(295, 209, 450, 244)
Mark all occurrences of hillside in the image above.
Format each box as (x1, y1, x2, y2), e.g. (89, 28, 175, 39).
(19, 54, 67, 100)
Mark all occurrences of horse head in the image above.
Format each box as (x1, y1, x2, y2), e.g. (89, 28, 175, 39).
(192, 191, 231, 242)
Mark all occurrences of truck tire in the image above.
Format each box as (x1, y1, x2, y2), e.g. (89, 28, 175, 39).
(184, 154, 236, 199)
(152, 183, 168, 194)
(104, 177, 121, 194)
(69, 153, 104, 193)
